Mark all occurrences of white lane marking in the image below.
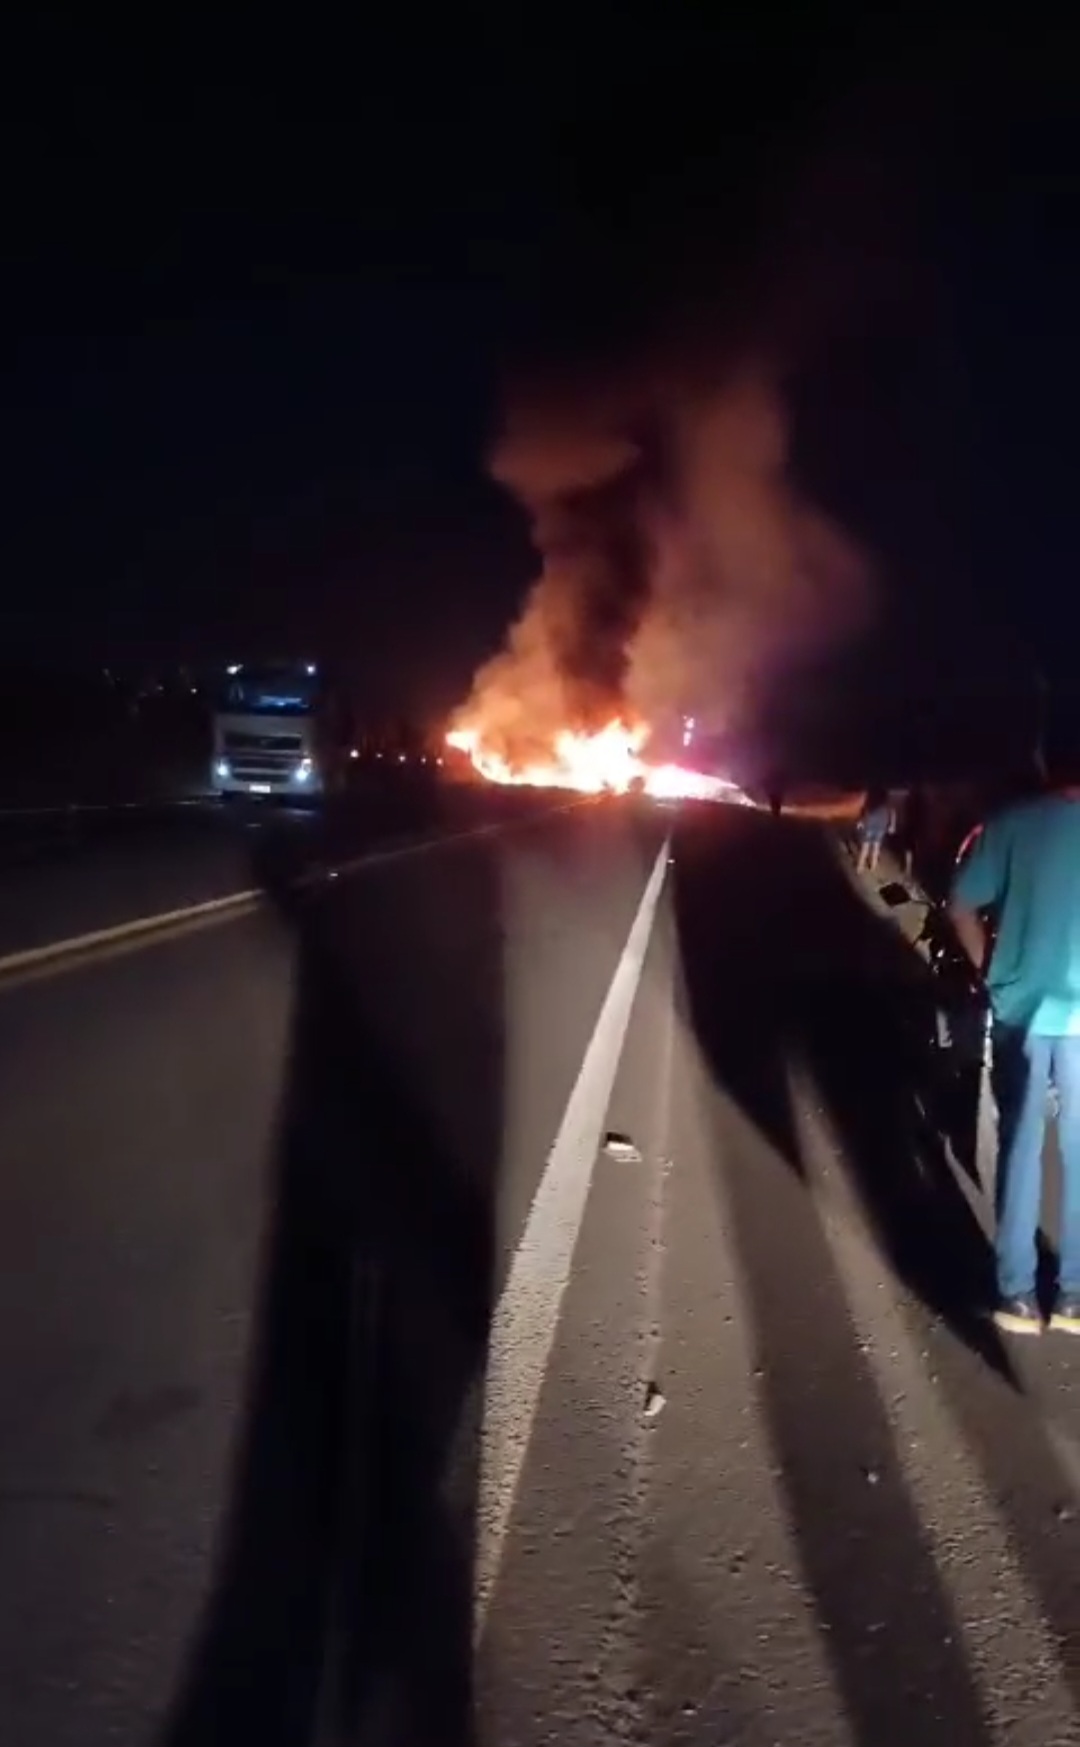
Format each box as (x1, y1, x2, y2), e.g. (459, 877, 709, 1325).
(0, 808, 585, 980)
(473, 837, 670, 1633)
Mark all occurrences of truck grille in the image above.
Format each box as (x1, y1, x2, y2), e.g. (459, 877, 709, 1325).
(223, 731, 303, 752)
(230, 760, 292, 781)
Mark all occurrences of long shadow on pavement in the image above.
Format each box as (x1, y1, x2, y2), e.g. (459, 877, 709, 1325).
(164, 818, 504, 1746)
(671, 805, 1010, 1747)
(673, 805, 1003, 1364)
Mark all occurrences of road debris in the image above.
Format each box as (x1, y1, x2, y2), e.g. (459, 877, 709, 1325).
(604, 1131, 643, 1163)
(643, 1382, 666, 1419)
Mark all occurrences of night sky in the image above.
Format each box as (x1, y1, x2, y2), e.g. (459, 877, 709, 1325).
(0, 15, 1075, 734)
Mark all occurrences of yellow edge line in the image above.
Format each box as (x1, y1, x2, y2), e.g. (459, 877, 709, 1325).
(0, 800, 588, 981)
(0, 888, 262, 978)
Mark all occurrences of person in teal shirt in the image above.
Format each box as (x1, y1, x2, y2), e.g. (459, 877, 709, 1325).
(950, 763, 1080, 1335)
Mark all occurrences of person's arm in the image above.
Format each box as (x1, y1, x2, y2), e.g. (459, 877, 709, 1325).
(948, 900, 989, 971)
(948, 817, 1005, 973)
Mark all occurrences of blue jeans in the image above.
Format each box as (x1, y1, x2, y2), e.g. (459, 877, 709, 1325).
(991, 1027, 1080, 1298)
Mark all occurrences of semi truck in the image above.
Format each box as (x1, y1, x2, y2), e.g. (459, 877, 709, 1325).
(210, 660, 352, 802)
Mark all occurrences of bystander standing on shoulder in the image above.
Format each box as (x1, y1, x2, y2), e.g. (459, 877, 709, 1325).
(949, 726, 1080, 1335)
(855, 789, 893, 875)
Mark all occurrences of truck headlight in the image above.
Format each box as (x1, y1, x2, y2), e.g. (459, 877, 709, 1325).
(294, 757, 315, 784)
(214, 758, 231, 781)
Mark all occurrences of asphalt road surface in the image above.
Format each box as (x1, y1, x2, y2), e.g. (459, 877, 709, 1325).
(1, 790, 1080, 1746)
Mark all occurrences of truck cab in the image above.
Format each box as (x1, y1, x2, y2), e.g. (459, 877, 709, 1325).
(211, 661, 349, 802)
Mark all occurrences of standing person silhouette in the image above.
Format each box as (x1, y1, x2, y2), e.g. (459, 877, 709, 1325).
(855, 790, 892, 874)
(950, 725, 1080, 1334)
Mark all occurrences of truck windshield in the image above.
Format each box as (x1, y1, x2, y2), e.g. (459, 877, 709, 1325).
(218, 668, 320, 717)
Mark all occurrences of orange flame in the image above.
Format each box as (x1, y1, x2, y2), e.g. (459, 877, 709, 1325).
(446, 719, 742, 803)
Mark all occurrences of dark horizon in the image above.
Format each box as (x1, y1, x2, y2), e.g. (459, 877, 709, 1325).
(0, 18, 1075, 749)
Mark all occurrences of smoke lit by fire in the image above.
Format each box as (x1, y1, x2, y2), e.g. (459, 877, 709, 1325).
(449, 341, 871, 798)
